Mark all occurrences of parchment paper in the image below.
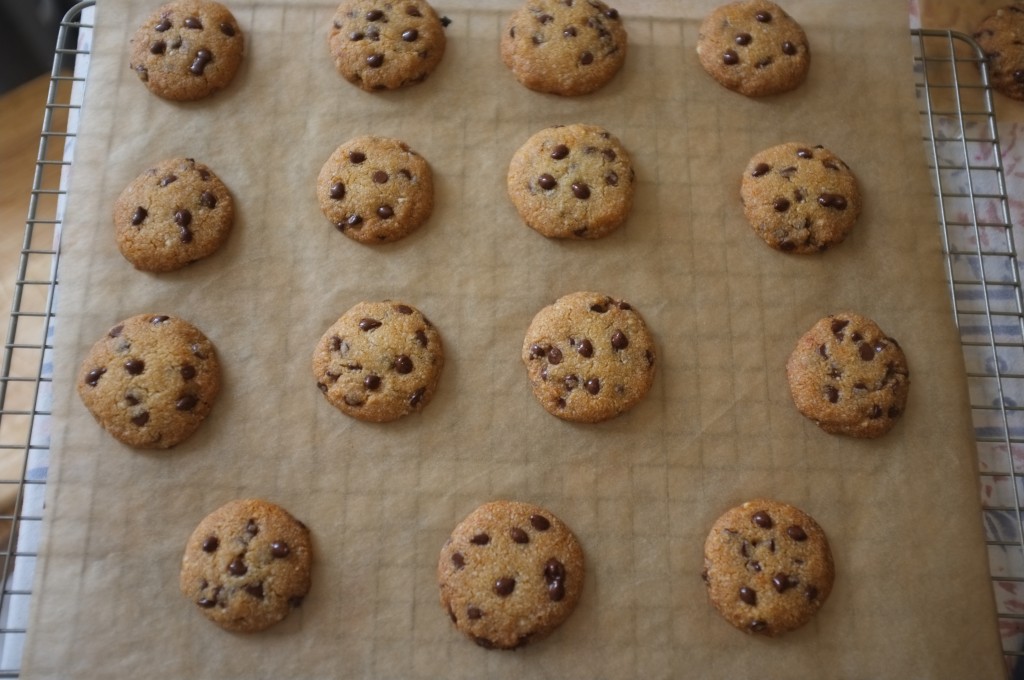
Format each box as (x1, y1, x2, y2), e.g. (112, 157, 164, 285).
(22, 1, 1005, 678)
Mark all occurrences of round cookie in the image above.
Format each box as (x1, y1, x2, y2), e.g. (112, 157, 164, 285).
(129, 0, 244, 101)
(327, 0, 448, 92)
(696, 0, 810, 97)
(76, 313, 221, 449)
(113, 157, 234, 272)
(522, 291, 656, 422)
(438, 500, 585, 650)
(973, 5, 1024, 101)
(703, 498, 834, 636)
(740, 142, 861, 254)
(786, 311, 910, 438)
(317, 136, 434, 244)
(180, 499, 313, 633)
(313, 300, 444, 422)
(500, 0, 627, 96)
(507, 124, 636, 239)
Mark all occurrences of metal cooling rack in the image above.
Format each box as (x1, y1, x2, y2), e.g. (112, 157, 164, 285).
(0, 12, 1017, 679)
(913, 28, 1024, 673)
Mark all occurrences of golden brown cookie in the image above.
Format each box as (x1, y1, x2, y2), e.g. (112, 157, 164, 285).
(507, 124, 635, 239)
(740, 142, 861, 254)
(327, 0, 448, 91)
(317, 136, 434, 244)
(113, 157, 234, 272)
(129, 0, 244, 101)
(500, 0, 627, 96)
(786, 312, 910, 438)
(438, 500, 585, 650)
(313, 300, 444, 422)
(703, 498, 834, 636)
(696, 0, 810, 97)
(180, 499, 313, 633)
(522, 291, 656, 422)
(973, 5, 1024, 100)
(76, 314, 221, 449)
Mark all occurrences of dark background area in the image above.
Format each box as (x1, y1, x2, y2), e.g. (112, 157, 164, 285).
(1, 0, 80, 94)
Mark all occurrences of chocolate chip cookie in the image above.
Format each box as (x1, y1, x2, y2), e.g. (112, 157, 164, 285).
(786, 312, 910, 438)
(740, 142, 861, 254)
(522, 292, 656, 422)
(313, 300, 444, 422)
(76, 313, 221, 449)
(696, 0, 810, 97)
(317, 136, 434, 244)
(438, 500, 585, 650)
(507, 123, 635, 239)
(703, 498, 834, 636)
(327, 0, 448, 91)
(113, 157, 234, 272)
(973, 5, 1024, 101)
(500, 0, 627, 96)
(180, 499, 313, 633)
(129, 0, 244, 101)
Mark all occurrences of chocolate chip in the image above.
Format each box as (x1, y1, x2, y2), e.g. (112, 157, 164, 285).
(407, 6, 423, 16)
(367, 53, 385, 68)
(174, 209, 192, 228)
(494, 577, 516, 596)
(584, 378, 600, 394)
(749, 620, 768, 633)
(202, 536, 219, 552)
(159, 174, 177, 187)
(227, 556, 247, 576)
(735, 32, 752, 45)
(344, 214, 363, 229)
(859, 343, 876, 361)
(150, 41, 166, 55)
(176, 394, 198, 411)
(610, 330, 629, 350)
(739, 586, 757, 606)
(831, 318, 849, 338)
(244, 583, 265, 600)
(364, 374, 381, 390)
(402, 28, 418, 41)
(86, 368, 106, 386)
(782, 41, 797, 55)
(750, 163, 771, 179)
(124, 359, 145, 375)
(563, 25, 577, 37)
(366, 9, 384, 20)
(470, 533, 490, 545)
(818, 193, 848, 210)
(786, 525, 807, 541)
(199, 191, 217, 209)
(755, 11, 772, 22)
(197, 597, 216, 608)
(548, 347, 563, 365)
(372, 170, 389, 183)
(132, 411, 150, 427)
(723, 49, 739, 65)
(246, 519, 259, 536)
(510, 527, 529, 544)
(772, 573, 798, 593)
(805, 585, 819, 601)
(577, 339, 594, 357)
(452, 552, 465, 569)
(530, 514, 550, 531)
(773, 197, 791, 212)
(543, 558, 566, 602)
(538, 173, 557, 190)
(377, 205, 394, 219)
(190, 50, 213, 76)
(580, 51, 594, 65)
(155, 17, 171, 31)
(752, 511, 773, 529)
(826, 385, 839, 403)
(330, 182, 345, 200)
(349, 31, 364, 41)
(605, 171, 619, 186)
(409, 387, 427, 407)
(349, 151, 366, 164)
(184, 16, 202, 29)
(572, 182, 591, 199)
(359, 318, 382, 331)
(220, 22, 235, 37)
(466, 606, 483, 620)
(796, 148, 813, 159)
(270, 541, 290, 558)
(590, 302, 609, 313)
(551, 144, 570, 160)
(394, 355, 413, 373)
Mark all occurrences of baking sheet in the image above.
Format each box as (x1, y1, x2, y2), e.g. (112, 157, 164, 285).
(22, 1, 1004, 678)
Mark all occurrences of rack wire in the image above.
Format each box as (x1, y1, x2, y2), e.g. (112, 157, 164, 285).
(0, 11, 1018, 679)
(913, 29, 1024, 673)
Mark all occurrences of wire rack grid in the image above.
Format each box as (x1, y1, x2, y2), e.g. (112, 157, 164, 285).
(0, 9, 1020, 678)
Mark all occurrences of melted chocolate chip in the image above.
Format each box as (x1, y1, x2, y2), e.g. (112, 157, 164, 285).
(467, 606, 483, 620)
(227, 557, 247, 576)
(580, 51, 594, 65)
(752, 163, 770, 177)
(787, 525, 807, 541)
(330, 182, 345, 200)
(150, 41, 166, 55)
(367, 53, 385, 68)
(359, 318, 382, 331)
(551, 144, 570, 159)
(584, 377, 601, 394)
(723, 49, 739, 65)
(544, 558, 567, 601)
(782, 41, 797, 55)
(859, 343, 876, 361)
(470, 533, 490, 545)
(199, 191, 217, 209)
(826, 385, 839, 403)
(577, 339, 594, 357)
(220, 22, 236, 37)
(739, 586, 757, 606)
(735, 32, 752, 45)
(494, 577, 516, 597)
(755, 11, 772, 22)
(772, 573, 798, 593)
(372, 170, 389, 184)
(366, 9, 384, 21)
(402, 28, 418, 41)
(202, 536, 219, 552)
(831, 318, 849, 338)
(548, 347, 563, 365)
(610, 330, 629, 350)
(190, 50, 213, 76)
(159, 174, 177, 187)
(773, 197, 791, 212)
(176, 394, 198, 411)
(530, 514, 550, 531)
(124, 359, 145, 375)
(85, 368, 106, 386)
(538, 173, 557, 190)
(377, 205, 394, 219)
(818, 193, 848, 210)
(451, 552, 465, 569)
(270, 541, 290, 558)
(364, 374, 382, 390)
(245, 583, 265, 599)
(184, 16, 202, 29)
(394, 355, 413, 374)
(510, 527, 529, 544)
(349, 151, 367, 164)
(155, 18, 171, 31)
